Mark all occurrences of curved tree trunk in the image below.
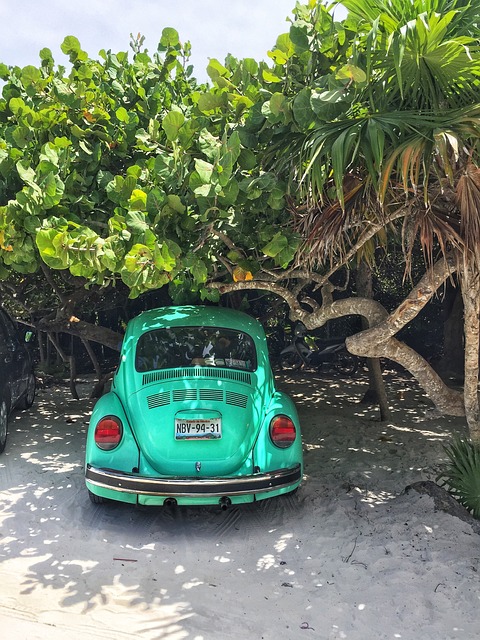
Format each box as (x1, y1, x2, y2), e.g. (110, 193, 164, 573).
(347, 334, 464, 415)
(38, 315, 122, 352)
(213, 253, 465, 416)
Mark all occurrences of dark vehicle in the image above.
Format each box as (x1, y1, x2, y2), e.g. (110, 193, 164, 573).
(279, 323, 359, 376)
(0, 307, 36, 453)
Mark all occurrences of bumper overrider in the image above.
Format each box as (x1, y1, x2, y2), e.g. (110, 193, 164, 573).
(85, 463, 302, 497)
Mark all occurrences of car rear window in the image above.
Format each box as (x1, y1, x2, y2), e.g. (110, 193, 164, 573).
(135, 326, 257, 372)
(135, 327, 257, 372)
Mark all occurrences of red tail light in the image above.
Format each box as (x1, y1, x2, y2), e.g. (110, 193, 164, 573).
(269, 415, 296, 448)
(94, 416, 123, 450)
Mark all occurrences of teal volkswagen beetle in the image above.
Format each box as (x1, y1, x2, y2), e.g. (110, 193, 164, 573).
(85, 306, 303, 507)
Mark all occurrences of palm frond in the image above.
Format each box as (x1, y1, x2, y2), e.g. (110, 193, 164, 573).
(340, 0, 480, 109)
(437, 437, 480, 518)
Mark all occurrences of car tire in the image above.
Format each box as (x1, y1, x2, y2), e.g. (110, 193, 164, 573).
(17, 372, 36, 410)
(88, 489, 109, 504)
(280, 352, 303, 371)
(0, 399, 9, 454)
(335, 352, 359, 376)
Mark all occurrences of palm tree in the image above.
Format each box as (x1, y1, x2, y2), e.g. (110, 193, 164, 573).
(270, 0, 480, 438)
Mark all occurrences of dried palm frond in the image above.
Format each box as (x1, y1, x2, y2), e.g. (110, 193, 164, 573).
(292, 176, 389, 270)
(456, 162, 480, 268)
(400, 179, 464, 276)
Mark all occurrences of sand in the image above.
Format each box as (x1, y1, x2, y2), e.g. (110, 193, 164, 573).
(0, 369, 478, 640)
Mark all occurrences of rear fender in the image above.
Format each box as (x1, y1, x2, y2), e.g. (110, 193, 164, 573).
(85, 392, 139, 473)
(254, 391, 303, 475)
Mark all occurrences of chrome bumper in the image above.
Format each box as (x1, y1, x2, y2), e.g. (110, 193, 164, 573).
(85, 463, 302, 497)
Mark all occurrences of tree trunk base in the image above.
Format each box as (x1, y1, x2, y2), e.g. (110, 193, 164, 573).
(90, 370, 115, 399)
(360, 388, 380, 405)
(404, 480, 480, 534)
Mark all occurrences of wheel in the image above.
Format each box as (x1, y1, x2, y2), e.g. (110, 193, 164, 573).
(17, 372, 36, 410)
(88, 489, 109, 504)
(0, 399, 9, 454)
(279, 352, 303, 371)
(334, 352, 359, 376)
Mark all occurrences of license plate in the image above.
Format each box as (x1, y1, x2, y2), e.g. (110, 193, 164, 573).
(175, 418, 222, 440)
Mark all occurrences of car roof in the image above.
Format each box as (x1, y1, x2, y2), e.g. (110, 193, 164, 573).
(127, 306, 264, 336)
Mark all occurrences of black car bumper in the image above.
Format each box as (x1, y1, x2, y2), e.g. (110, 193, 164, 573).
(85, 463, 302, 497)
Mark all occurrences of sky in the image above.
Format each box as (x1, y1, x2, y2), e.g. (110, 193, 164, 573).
(0, 0, 345, 83)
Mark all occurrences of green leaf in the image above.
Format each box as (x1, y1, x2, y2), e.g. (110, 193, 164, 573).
(160, 27, 180, 47)
(163, 194, 185, 215)
(289, 26, 309, 52)
(275, 33, 295, 56)
(200, 287, 220, 303)
(197, 93, 224, 113)
(238, 149, 256, 170)
(270, 93, 288, 117)
(162, 110, 185, 141)
(268, 49, 289, 65)
(336, 64, 367, 83)
(195, 159, 214, 183)
(40, 48, 53, 62)
(128, 189, 147, 211)
(262, 232, 288, 257)
(311, 89, 346, 106)
(36, 228, 67, 269)
(146, 187, 166, 215)
(207, 59, 230, 83)
(190, 257, 208, 283)
(61, 35, 81, 56)
(194, 183, 214, 198)
(16, 160, 36, 185)
(116, 107, 129, 123)
(154, 241, 177, 271)
(249, 172, 277, 192)
(21, 66, 42, 86)
(126, 210, 148, 231)
(293, 88, 315, 129)
(243, 58, 259, 75)
(124, 244, 152, 272)
(218, 178, 239, 205)
(70, 124, 86, 138)
(9, 97, 26, 115)
(262, 69, 282, 83)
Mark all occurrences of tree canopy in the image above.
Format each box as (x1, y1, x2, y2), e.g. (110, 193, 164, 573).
(1, 0, 480, 438)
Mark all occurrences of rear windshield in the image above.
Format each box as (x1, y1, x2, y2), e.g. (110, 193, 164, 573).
(135, 326, 257, 372)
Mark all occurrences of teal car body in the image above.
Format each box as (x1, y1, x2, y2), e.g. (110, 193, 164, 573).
(85, 306, 303, 507)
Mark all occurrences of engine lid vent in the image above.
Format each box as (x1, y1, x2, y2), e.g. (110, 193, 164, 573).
(142, 368, 252, 386)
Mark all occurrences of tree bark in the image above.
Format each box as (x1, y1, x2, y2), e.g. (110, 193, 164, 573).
(81, 338, 102, 377)
(356, 260, 391, 421)
(69, 336, 79, 401)
(460, 262, 480, 443)
(38, 315, 122, 352)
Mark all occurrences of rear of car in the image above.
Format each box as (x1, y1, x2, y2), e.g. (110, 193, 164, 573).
(85, 306, 303, 507)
